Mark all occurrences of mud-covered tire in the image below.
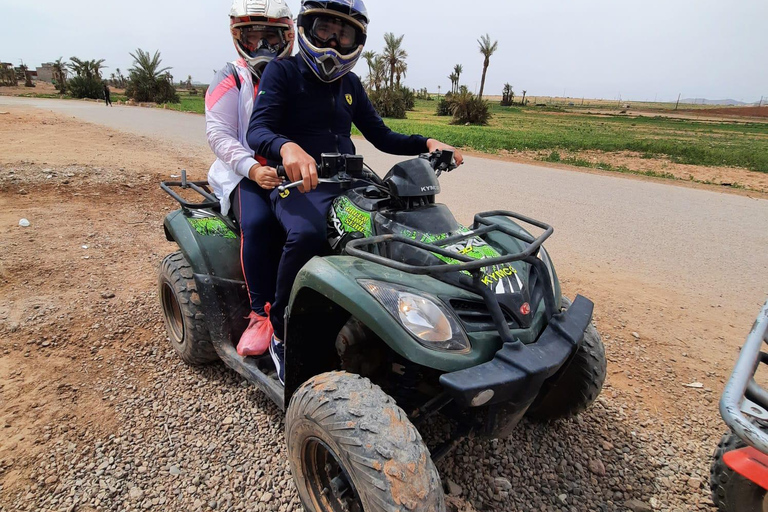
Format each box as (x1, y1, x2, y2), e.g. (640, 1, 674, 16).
(158, 252, 218, 365)
(286, 371, 445, 512)
(710, 432, 767, 512)
(526, 297, 606, 421)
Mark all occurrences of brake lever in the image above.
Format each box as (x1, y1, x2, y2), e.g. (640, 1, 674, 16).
(277, 178, 338, 194)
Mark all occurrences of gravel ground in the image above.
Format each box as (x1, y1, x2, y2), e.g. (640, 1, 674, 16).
(0, 291, 719, 512)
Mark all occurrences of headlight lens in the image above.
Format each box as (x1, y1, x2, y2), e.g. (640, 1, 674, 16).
(360, 280, 470, 352)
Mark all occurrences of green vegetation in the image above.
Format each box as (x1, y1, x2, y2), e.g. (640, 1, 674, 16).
(125, 49, 179, 104)
(351, 100, 768, 173)
(165, 91, 205, 114)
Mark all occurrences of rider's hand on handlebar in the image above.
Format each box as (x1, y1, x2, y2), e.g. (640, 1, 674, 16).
(248, 164, 283, 190)
(280, 142, 318, 193)
(427, 139, 464, 166)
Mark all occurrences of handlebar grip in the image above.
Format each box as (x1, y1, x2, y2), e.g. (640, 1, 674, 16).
(276, 165, 288, 180)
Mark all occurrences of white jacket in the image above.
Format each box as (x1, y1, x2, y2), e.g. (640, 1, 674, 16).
(205, 59, 261, 215)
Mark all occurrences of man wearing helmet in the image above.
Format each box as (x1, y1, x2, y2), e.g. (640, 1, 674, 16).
(206, 0, 294, 359)
(247, 0, 463, 384)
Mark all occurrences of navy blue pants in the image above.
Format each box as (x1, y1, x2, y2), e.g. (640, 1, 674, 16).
(269, 183, 341, 339)
(232, 179, 284, 317)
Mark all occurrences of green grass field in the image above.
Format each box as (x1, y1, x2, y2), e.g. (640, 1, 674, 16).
(363, 100, 768, 173)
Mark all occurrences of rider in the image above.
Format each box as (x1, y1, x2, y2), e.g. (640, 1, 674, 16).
(247, 0, 463, 384)
(206, 0, 294, 358)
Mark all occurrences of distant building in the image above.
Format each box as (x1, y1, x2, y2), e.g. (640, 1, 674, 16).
(36, 62, 55, 83)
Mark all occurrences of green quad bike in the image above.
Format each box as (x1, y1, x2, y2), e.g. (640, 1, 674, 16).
(158, 151, 607, 512)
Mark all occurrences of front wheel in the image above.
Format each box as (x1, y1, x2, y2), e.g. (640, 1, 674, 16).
(710, 432, 768, 512)
(286, 371, 445, 512)
(526, 297, 606, 421)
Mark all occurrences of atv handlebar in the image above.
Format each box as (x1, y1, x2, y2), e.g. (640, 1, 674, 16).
(275, 150, 457, 194)
(720, 300, 768, 454)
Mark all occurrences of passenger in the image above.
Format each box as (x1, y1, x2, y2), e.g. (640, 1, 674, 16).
(206, 0, 294, 357)
(247, 0, 464, 384)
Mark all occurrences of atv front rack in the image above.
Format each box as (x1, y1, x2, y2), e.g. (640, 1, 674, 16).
(344, 210, 555, 343)
(720, 300, 768, 453)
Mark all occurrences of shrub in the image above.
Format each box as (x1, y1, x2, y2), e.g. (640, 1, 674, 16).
(125, 49, 179, 104)
(67, 75, 102, 99)
(368, 88, 407, 119)
(398, 86, 416, 111)
(436, 98, 452, 116)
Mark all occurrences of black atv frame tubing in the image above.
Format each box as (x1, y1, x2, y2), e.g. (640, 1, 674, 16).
(720, 299, 768, 453)
(161, 170, 221, 210)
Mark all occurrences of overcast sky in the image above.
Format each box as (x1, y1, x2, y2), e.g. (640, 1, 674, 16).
(2, 0, 766, 102)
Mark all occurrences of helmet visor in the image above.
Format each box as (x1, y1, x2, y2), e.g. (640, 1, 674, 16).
(239, 25, 287, 56)
(310, 16, 360, 52)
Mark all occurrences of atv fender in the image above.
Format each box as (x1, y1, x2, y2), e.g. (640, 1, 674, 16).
(163, 209, 242, 280)
(283, 256, 506, 397)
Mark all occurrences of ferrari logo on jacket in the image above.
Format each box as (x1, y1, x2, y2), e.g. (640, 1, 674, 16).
(345, 94, 353, 105)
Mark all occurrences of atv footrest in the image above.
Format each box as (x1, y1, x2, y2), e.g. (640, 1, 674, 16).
(439, 295, 594, 408)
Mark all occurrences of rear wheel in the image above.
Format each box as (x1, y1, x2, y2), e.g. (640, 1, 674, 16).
(526, 296, 606, 421)
(158, 251, 218, 365)
(286, 371, 445, 512)
(710, 432, 768, 512)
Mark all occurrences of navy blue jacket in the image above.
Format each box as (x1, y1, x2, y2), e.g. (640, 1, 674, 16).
(247, 56, 429, 164)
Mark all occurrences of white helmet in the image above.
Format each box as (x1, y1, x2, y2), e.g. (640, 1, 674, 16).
(229, 0, 295, 78)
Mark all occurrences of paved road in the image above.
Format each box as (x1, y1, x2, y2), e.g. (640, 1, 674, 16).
(4, 96, 767, 310)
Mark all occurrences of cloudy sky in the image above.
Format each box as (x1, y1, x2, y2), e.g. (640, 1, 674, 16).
(2, 0, 766, 102)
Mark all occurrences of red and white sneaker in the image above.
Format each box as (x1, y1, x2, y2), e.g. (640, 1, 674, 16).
(236, 304, 273, 357)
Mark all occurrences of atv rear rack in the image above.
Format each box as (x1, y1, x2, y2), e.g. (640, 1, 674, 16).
(344, 211, 556, 343)
(720, 300, 768, 453)
(160, 171, 220, 210)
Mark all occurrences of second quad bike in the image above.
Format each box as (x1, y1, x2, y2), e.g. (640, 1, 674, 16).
(711, 300, 768, 512)
(158, 151, 607, 511)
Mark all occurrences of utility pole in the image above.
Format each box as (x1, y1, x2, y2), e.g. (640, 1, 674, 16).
(760, 96, 764, 107)
(675, 93, 681, 111)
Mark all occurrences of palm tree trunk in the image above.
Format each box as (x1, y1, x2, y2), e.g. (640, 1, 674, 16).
(479, 59, 489, 100)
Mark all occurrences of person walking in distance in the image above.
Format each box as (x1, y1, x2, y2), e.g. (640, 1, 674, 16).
(103, 83, 112, 106)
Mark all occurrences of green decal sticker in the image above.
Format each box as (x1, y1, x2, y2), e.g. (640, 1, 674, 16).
(188, 217, 237, 239)
(333, 196, 373, 237)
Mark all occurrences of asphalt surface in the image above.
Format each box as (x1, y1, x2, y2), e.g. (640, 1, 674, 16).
(3, 96, 767, 310)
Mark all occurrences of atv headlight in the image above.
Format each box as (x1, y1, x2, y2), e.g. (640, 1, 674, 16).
(359, 280, 470, 353)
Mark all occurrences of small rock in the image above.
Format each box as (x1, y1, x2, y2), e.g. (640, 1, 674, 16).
(445, 479, 463, 496)
(129, 488, 144, 501)
(631, 332, 640, 340)
(101, 292, 115, 299)
(19, 218, 30, 227)
(260, 492, 273, 503)
(625, 499, 653, 512)
(688, 477, 702, 489)
(222, 417, 234, 425)
(493, 477, 512, 492)
(41, 341, 51, 348)
(588, 459, 606, 476)
(557, 493, 567, 504)
(169, 466, 181, 476)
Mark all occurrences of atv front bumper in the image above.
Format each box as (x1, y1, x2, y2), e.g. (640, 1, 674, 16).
(439, 295, 594, 409)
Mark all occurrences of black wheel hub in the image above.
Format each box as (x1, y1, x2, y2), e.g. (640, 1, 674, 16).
(161, 283, 184, 344)
(303, 437, 363, 512)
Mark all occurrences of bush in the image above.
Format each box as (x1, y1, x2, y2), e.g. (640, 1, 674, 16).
(397, 86, 416, 111)
(67, 76, 103, 99)
(436, 91, 492, 125)
(436, 98, 452, 116)
(125, 72, 179, 103)
(368, 88, 408, 119)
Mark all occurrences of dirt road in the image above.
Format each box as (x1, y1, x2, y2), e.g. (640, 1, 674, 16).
(1, 98, 767, 511)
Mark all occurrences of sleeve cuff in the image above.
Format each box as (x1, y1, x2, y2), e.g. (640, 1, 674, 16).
(270, 137, 293, 161)
(235, 156, 259, 178)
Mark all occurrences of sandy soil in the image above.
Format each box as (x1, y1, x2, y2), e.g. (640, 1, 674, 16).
(0, 105, 761, 510)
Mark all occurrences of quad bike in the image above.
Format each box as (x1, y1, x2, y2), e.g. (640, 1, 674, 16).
(711, 300, 768, 512)
(158, 151, 607, 511)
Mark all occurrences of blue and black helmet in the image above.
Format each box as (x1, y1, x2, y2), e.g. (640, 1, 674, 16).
(297, 0, 369, 83)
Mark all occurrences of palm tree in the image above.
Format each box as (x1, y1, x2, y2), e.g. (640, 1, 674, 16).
(448, 72, 458, 94)
(382, 33, 407, 89)
(394, 60, 407, 87)
(502, 83, 513, 105)
(372, 55, 388, 91)
(453, 64, 463, 91)
(362, 50, 377, 89)
(477, 34, 498, 100)
(129, 49, 172, 81)
(52, 57, 68, 92)
(68, 57, 106, 80)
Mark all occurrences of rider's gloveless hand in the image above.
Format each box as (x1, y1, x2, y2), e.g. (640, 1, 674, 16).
(427, 139, 464, 166)
(280, 142, 318, 193)
(249, 164, 283, 190)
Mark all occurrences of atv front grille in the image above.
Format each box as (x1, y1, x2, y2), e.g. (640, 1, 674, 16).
(450, 299, 516, 332)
